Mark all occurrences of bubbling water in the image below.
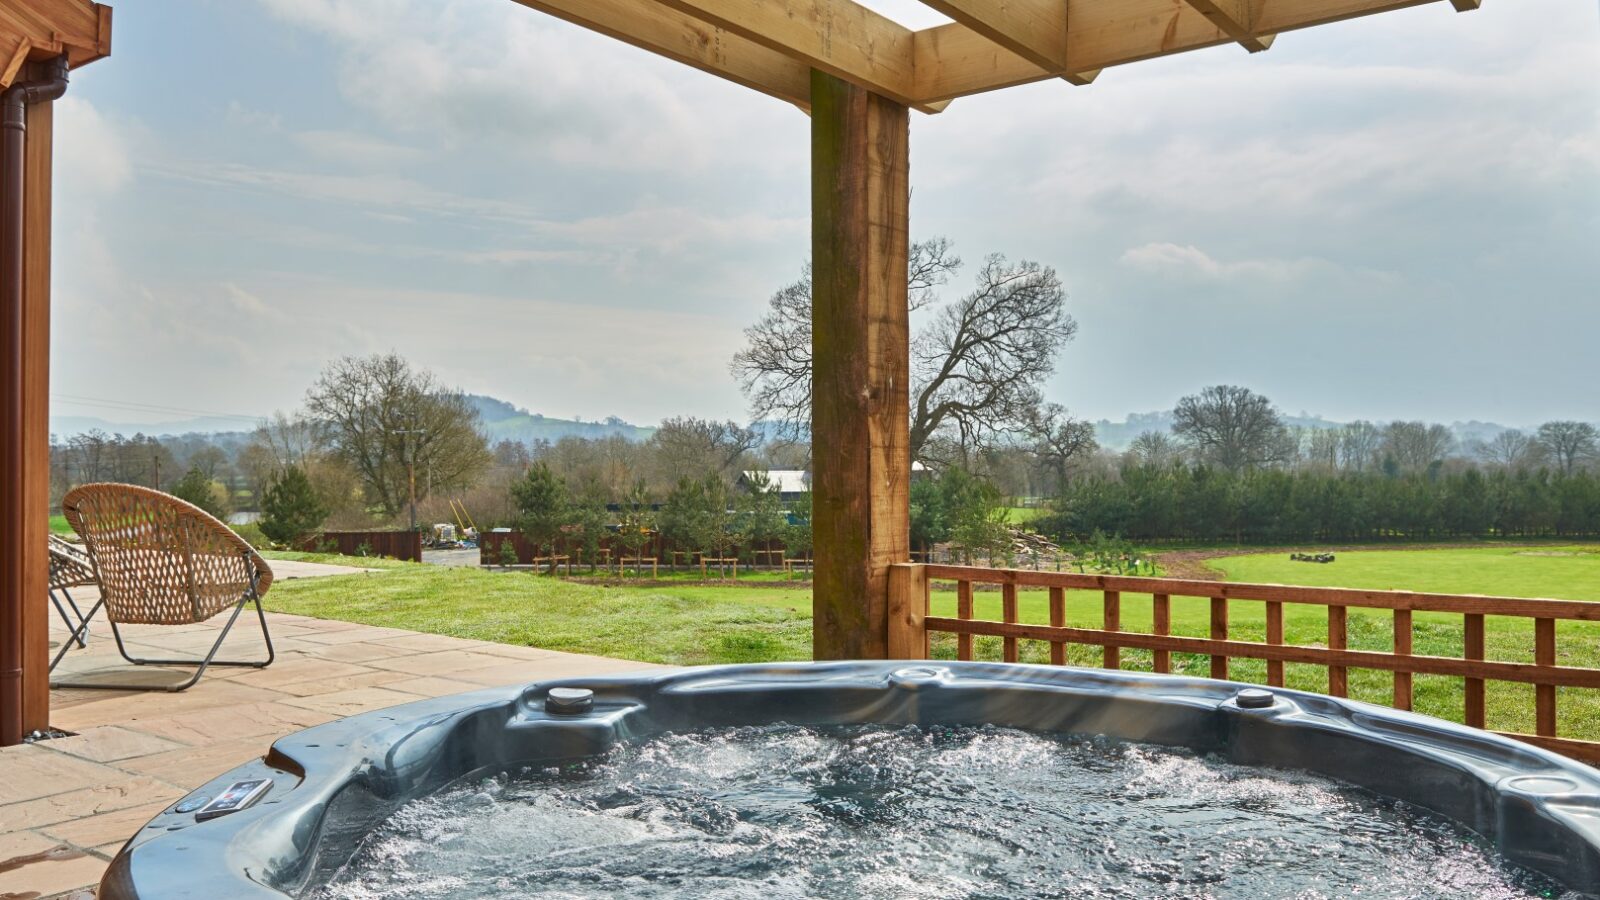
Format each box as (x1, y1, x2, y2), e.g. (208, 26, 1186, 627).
(320, 724, 1571, 899)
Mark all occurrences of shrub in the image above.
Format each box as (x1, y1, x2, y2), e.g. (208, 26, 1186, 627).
(230, 522, 271, 549)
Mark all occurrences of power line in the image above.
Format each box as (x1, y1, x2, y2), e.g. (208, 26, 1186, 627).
(50, 393, 266, 424)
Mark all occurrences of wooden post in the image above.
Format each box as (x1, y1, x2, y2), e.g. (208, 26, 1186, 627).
(0, 64, 55, 742)
(1209, 597, 1228, 679)
(19, 76, 50, 733)
(810, 69, 910, 660)
(1328, 605, 1348, 697)
(886, 563, 929, 659)
(1152, 593, 1171, 674)
(1102, 590, 1120, 669)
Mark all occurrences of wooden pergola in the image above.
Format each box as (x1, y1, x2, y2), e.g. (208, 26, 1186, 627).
(0, 0, 1481, 744)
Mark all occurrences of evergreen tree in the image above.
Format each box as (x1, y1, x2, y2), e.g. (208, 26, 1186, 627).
(258, 465, 328, 546)
(172, 465, 230, 521)
(511, 463, 569, 567)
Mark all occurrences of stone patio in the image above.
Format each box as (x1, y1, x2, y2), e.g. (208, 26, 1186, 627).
(1, 560, 663, 898)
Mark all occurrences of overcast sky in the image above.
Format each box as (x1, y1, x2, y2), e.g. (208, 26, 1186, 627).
(51, 0, 1598, 431)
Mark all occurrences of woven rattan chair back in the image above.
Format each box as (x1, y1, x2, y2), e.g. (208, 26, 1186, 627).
(62, 483, 274, 626)
(47, 534, 96, 592)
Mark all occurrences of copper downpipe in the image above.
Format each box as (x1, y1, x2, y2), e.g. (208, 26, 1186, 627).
(0, 56, 68, 747)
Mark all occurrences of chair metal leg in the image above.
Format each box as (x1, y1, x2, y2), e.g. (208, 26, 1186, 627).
(48, 598, 102, 672)
(50, 588, 88, 648)
(49, 589, 275, 693)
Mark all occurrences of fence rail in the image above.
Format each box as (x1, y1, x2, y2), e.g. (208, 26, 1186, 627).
(299, 530, 421, 562)
(887, 563, 1600, 764)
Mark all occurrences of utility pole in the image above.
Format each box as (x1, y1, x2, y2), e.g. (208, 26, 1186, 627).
(394, 425, 425, 532)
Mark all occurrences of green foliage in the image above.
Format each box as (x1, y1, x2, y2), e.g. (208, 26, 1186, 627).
(230, 522, 270, 550)
(171, 465, 231, 520)
(736, 471, 788, 558)
(511, 462, 569, 555)
(498, 539, 519, 567)
(659, 473, 735, 558)
(911, 467, 1009, 561)
(785, 492, 813, 558)
(566, 476, 611, 570)
(258, 465, 328, 546)
(617, 480, 656, 559)
(1042, 463, 1600, 544)
(1067, 530, 1154, 575)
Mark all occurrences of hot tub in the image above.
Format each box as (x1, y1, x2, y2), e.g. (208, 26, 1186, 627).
(98, 662, 1600, 898)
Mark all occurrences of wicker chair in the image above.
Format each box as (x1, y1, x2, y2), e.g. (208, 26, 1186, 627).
(50, 483, 276, 692)
(47, 534, 96, 649)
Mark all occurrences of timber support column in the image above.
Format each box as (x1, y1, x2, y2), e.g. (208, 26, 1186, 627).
(810, 69, 911, 660)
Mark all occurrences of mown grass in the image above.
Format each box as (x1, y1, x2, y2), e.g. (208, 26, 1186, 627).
(49, 514, 72, 535)
(262, 544, 1600, 740)
(264, 562, 812, 666)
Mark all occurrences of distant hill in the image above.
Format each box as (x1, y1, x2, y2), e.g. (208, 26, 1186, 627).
(463, 395, 656, 445)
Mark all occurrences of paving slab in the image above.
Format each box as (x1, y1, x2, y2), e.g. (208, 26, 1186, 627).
(3, 591, 667, 898)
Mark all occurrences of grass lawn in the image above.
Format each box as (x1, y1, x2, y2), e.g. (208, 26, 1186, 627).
(261, 544, 1600, 742)
(49, 514, 72, 535)
(1003, 506, 1047, 524)
(263, 554, 812, 666)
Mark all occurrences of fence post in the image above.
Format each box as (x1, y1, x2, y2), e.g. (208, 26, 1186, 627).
(886, 563, 929, 660)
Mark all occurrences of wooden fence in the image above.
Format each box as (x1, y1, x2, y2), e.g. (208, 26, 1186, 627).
(478, 530, 794, 570)
(300, 530, 421, 562)
(886, 563, 1600, 764)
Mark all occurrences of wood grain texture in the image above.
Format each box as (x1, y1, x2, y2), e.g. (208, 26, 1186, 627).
(1209, 597, 1228, 679)
(510, 0, 812, 108)
(1327, 605, 1348, 697)
(0, 0, 110, 86)
(19, 77, 51, 731)
(1049, 586, 1066, 666)
(810, 70, 909, 660)
(1152, 593, 1170, 673)
(1102, 590, 1120, 669)
(886, 563, 929, 659)
(1465, 612, 1486, 728)
(1536, 618, 1556, 736)
(1393, 608, 1413, 710)
(1265, 599, 1284, 686)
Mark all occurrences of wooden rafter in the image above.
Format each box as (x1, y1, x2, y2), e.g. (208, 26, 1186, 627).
(510, 0, 812, 109)
(0, 0, 111, 89)
(509, 0, 1480, 112)
(1182, 0, 1275, 52)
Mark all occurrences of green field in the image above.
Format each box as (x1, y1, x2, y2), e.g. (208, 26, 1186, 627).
(263, 554, 812, 666)
(262, 544, 1600, 741)
(49, 514, 72, 535)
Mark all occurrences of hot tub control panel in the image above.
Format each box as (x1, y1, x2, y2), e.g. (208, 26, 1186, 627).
(194, 779, 272, 822)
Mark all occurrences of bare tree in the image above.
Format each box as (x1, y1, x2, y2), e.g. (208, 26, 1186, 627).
(651, 416, 761, 482)
(1338, 421, 1383, 472)
(732, 238, 1077, 462)
(305, 353, 491, 518)
(1024, 402, 1097, 491)
(1536, 421, 1599, 475)
(1475, 429, 1542, 470)
(1127, 431, 1180, 467)
(1382, 421, 1454, 473)
(1172, 386, 1291, 473)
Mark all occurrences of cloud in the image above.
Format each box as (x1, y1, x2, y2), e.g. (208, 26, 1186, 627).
(292, 130, 427, 167)
(1118, 243, 1328, 282)
(254, 0, 801, 176)
(54, 97, 132, 193)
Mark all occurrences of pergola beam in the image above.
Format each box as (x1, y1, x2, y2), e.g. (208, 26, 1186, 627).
(915, 0, 1469, 103)
(1182, 0, 1275, 52)
(510, 0, 813, 109)
(653, 0, 955, 113)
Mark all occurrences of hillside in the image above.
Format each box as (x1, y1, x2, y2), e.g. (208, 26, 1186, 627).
(465, 395, 656, 445)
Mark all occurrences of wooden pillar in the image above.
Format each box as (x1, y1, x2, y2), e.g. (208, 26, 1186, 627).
(0, 62, 55, 742)
(20, 77, 52, 732)
(810, 69, 910, 660)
